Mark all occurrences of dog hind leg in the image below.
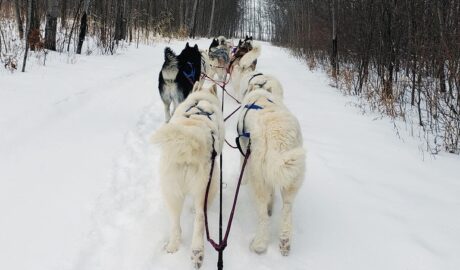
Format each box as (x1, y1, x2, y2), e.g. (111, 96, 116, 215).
(190, 195, 205, 269)
(249, 177, 272, 254)
(164, 193, 184, 253)
(279, 183, 300, 256)
(190, 163, 219, 269)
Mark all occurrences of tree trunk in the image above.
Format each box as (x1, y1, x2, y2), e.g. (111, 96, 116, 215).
(29, 0, 40, 51)
(61, 0, 67, 29)
(189, 0, 199, 38)
(67, 0, 83, 52)
(76, 0, 90, 54)
(45, 0, 59, 51)
(179, 0, 184, 30)
(331, 0, 338, 79)
(114, 0, 125, 41)
(22, 0, 33, 72)
(14, 0, 24, 39)
(207, 0, 215, 37)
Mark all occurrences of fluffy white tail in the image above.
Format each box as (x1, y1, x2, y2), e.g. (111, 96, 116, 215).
(266, 147, 306, 187)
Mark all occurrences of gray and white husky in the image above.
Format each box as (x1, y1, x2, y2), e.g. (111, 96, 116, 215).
(158, 43, 202, 122)
(200, 36, 232, 83)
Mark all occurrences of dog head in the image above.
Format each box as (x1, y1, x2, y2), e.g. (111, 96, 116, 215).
(233, 36, 254, 60)
(178, 43, 202, 81)
(192, 82, 218, 97)
(181, 42, 201, 59)
(209, 39, 219, 50)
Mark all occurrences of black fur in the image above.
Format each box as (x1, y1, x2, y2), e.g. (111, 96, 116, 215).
(158, 42, 202, 107)
(209, 38, 219, 50)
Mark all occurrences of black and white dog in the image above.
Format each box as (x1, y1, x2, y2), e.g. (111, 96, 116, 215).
(159, 42, 202, 122)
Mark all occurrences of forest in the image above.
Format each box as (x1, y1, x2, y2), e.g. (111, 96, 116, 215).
(0, 0, 458, 154)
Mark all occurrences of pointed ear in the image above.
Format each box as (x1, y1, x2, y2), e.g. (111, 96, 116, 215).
(246, 35, 248, 39)
(194, 44, 198, 49)
(209, 84, 217, 96)
(250, 36, 253, 40)
(186, 42, 190, 48)
(192, 82, 201, 92)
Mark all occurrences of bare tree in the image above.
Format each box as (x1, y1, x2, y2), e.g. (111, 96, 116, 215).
(76, 0, 90, 54)
(45, 0, 59, 51)
(207, 0, 215, 37)
(14, 0, 24, 39)
(189, 0, 199, 38)
(22, 0, 33, 72)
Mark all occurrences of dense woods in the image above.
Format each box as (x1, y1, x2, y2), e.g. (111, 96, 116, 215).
(266, 0, 460, 154)
(0, 0, 458, 153)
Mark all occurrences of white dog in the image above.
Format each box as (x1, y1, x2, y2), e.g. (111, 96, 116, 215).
(230, 41, 261, 99)
(240, 71, 284, 100)
(236, 80, 305, 256)
(152, 83, 224, 269)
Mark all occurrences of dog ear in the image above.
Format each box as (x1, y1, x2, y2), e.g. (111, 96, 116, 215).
(209, 84, 217, 96)
(192, 82, 201, 92)
(194, 44, 198, 50)
(186, 42, 190, 48)
(246, 35, 248, 39)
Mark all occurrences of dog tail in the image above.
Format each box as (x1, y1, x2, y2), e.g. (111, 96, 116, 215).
(266, 147, 306, 188)
(152, 124, 212, 163)
(164, 47, 177, 63)
(240, 43, 261, 69)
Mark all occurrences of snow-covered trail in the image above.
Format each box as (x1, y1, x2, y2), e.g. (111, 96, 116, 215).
(1, 40, 459, 270)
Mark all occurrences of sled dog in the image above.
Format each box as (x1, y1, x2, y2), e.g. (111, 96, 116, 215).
(230, 38, 261, 99)
(201, 36, 232, 83)
(152, 83, 224, 269)
(240, 71, 284, 100)
(237, 79, 305, 256)
(158, 42, 202, 122)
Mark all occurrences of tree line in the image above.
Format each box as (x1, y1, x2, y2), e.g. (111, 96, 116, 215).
(266, 0, 460, 154)
(0, 0, 242, 56)
(0, 0, 458, 153)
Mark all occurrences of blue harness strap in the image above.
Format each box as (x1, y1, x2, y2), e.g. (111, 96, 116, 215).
(183, 62, 196, 84)
(244, 103, 263, 110)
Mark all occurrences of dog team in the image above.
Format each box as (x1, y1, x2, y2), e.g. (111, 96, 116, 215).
(152, 36, 306, 269)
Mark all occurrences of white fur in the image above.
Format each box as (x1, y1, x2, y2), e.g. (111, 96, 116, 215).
(231, 42, 261, 99)
(237, 86, 305, 256)
(240, 71, 284, 100)
(161, 58, 181, 123)
(152, 83, 224, 268)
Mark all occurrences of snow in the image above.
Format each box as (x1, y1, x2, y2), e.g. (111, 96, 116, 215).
(0, 39, 459, 270)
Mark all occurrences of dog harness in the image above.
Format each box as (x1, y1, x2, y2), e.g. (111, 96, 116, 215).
(235, 98, 274, 156)
(183, 61, 196, 85)
(209, 48, 230, 63)
(185, 101, 214, 121)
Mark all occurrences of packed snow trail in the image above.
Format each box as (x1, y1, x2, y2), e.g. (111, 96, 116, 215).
(1, 40, 459, 270)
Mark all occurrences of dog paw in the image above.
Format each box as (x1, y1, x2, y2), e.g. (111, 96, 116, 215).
(165, 240, 180, 253)
(250, 238, 268, 254)
(279, 237, 291, 256)
(191, 249, 204, 269)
